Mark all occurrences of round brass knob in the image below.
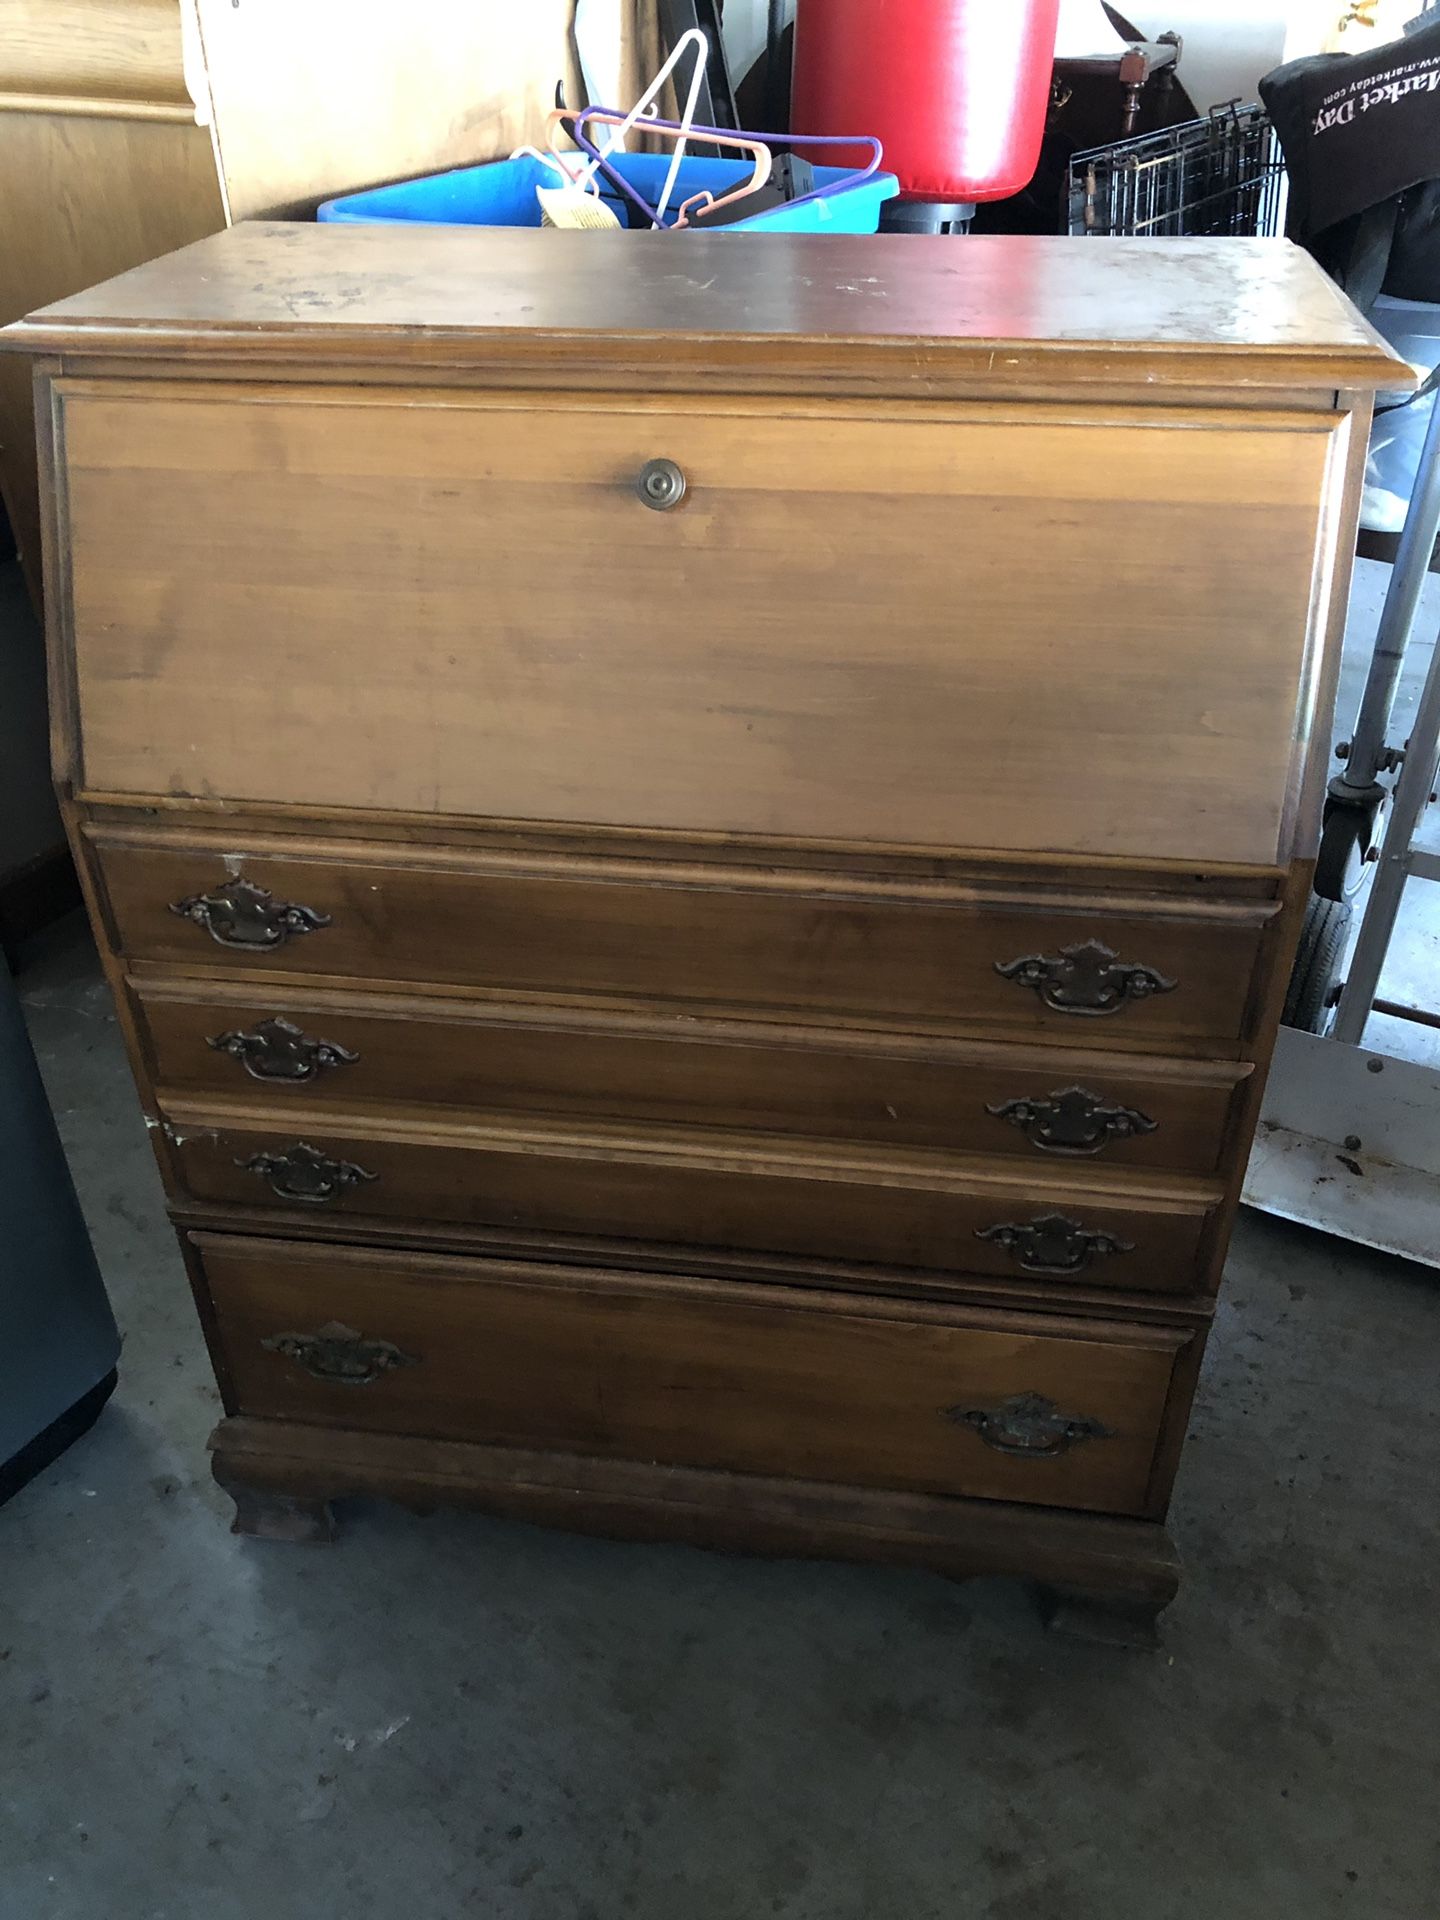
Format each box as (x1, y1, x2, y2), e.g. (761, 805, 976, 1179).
(636, 457, 686, 511)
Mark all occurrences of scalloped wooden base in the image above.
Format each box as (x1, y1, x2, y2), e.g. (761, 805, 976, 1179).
(211, 1415, 1179, 1647)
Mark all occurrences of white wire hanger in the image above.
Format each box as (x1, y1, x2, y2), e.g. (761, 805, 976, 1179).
(510, 27, 711, 229)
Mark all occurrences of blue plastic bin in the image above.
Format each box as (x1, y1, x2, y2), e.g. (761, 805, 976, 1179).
(319, 152, 899, 234)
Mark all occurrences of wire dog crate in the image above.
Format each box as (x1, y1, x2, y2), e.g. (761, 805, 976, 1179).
(1067, 102, 1284, 238)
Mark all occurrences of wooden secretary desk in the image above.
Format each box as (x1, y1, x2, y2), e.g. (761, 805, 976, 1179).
(2, 224, 1403, 1642)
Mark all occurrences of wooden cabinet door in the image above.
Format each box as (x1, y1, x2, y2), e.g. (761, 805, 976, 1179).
(57, 382, 1346, 864)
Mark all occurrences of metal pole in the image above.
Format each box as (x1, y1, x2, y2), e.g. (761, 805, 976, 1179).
(1332, 605, 1440, 1043)
(766, 0, 788, 133)
(1334, 386, 1440, 798)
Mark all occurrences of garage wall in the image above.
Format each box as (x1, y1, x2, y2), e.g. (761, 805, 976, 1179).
(1124, 6, 1292, 112)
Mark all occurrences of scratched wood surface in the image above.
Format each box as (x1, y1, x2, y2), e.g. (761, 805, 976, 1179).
(5, 224, 1406, 395)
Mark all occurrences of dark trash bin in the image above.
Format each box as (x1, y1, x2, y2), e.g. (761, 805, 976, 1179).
(0, 958, 119, 1506)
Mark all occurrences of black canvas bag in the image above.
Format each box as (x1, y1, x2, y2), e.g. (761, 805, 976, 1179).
(1261, 20, 1440, 312)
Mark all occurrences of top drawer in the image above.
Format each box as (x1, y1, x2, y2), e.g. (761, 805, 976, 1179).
(91, 827, 1275, 1051)
(56, 381, 1342, 866)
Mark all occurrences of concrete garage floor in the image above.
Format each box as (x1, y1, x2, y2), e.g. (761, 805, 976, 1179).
(2, 562, 1439, 1919)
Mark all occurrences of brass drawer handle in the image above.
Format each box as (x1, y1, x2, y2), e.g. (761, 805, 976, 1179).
(170, 876, 331, 952)
(994, 938, 1177, 1016)
(209, 1016, 359, 1084)
(262, 1320, 416, 1386)
(948, 1392, 1112, 1458)
(636, 457, 687, 511)
(975, 1210, 1134, 1275)
(235, 1140, 377, 1205)
(986, 1085, 1157, 1156)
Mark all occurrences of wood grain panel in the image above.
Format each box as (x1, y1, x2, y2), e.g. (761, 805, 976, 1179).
(0, 0, 193, 112)
(197, 1233, 1189, 1516)
(162, 1102, 1218, 1291)
(92, 830, 1276, 1052)
(60, 383, 1341, 865)
(0, 113, 220, 593)
(135, 976, 1250, 1175)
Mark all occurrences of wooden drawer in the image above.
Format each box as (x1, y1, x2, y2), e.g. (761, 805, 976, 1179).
(94, 829, 1275, 1052)
(136, 979, 1250, 1176)
(62, 383, 1340, 867)
(194, 1232, 1192, 1517)
(163, 1105, 1217, 1294)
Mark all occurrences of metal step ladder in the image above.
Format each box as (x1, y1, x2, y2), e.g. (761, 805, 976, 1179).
(1245, 394, 1440, 1267)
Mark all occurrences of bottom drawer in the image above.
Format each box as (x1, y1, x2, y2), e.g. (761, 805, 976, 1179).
(194, 1232, 1192, 1518)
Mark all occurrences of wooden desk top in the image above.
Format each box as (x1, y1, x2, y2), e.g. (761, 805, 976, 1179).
(1, 221, 1409, 395)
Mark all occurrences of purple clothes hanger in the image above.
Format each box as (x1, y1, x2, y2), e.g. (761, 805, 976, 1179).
(565, 109, 884, 229)
(553, 107, 772, 229)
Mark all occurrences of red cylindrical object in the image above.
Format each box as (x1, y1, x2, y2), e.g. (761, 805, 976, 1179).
(791, 0, 1062, 204)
